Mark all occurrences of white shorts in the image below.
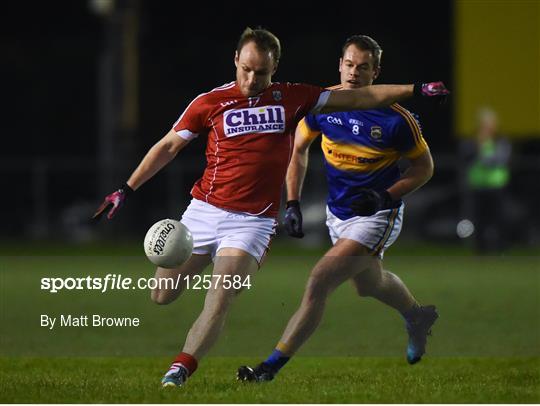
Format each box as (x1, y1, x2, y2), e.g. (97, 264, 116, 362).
(326, 204, 404, 259)
(180, 199, 277, 264)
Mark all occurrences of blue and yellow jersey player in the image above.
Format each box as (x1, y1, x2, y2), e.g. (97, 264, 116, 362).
(238, 35, 440, 383)
(298, 87, 428, 229)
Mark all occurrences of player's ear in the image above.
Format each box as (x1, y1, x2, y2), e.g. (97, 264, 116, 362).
(373, 65, 381, 80)
(234, 51, 239, 67)
(338, 57, 343, 73)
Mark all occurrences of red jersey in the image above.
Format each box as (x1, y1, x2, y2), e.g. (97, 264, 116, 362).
(173, 81, 328, 218)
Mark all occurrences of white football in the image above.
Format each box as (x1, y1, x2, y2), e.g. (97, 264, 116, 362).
(143, 219, 193, 268)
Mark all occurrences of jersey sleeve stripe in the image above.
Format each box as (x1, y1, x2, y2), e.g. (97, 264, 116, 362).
(390, 104, 429, 155)
(176, 129, 198, 141)
(390, 104, 421, 142)
(390, 104, 423, 147)
(392, 103, 422, 134)
(391, 104, 421, 138)
(311, 84, 342, 113)
(310, 91, 331, 114)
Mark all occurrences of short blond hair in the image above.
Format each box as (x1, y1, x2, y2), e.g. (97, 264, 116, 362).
(237, 27, 281, 66)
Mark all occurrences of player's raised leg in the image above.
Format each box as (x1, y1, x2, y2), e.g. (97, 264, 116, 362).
(151, 253, 212, 305)
(162, 247, 258, 387)
(238, 239, 375, 382)
(238, 238, 438, 382)
(279, 240, 376, 352)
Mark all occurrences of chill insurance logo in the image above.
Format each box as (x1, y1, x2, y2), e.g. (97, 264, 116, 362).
(223, 106, 285, 137)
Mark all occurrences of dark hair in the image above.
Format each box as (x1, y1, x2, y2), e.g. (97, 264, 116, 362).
(342, 35, 382, 68)
(237, 27, 281, 66)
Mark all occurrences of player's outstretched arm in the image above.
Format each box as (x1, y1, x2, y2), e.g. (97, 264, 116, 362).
(92, 129, 190, 221)
(321, 84, 413, 113)
(320, 82, 449, 114)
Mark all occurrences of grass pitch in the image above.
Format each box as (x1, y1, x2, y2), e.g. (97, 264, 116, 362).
(0, 242, 539, 402)
(1, 357, 538, 403)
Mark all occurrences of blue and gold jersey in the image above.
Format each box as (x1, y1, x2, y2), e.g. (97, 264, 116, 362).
(298, 97, 428, 220)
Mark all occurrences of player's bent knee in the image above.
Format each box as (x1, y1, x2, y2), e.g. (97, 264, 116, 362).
(353, 273, 383, 297)
(150, 288, 180, 305)
(354, 283, 375, 297)
(150, 289, 169, 305)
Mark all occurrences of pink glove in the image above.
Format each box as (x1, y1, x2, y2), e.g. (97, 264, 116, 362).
(414, 81, 450, 102)
(92, 184, 133, 221)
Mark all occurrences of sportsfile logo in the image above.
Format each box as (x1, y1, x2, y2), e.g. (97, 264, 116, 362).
(223, 106, 285, 137)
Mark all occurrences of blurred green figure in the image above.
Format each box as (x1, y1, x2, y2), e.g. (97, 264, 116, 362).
(466, 107, 511, 252)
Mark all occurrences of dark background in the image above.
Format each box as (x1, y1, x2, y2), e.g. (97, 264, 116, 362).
(2, 1, 538, 248)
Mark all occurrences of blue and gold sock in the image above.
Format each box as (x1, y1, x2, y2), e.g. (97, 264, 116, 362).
(264, 342, 291, 372)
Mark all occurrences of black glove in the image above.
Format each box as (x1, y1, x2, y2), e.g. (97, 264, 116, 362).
(92, 184, 133, 221)
(413, 81, 449, 104)
(284, 200, 304, 238)
(350, 189, 394, 216)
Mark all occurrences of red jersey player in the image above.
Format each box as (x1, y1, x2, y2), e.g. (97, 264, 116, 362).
(173, 80, 325, 218)
(93, 27, 449, 387)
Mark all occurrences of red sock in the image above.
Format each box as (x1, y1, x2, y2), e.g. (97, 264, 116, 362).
(172, 352, 198, 376)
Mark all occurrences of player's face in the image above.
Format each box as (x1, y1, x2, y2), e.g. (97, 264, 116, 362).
(339, 45, 380, 89)
(235, 41, 277, 97)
